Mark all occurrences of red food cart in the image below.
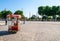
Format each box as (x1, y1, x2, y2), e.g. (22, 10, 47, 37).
(7, 14, 21, 33)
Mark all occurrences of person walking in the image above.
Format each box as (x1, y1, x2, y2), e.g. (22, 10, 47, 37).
(5, 19, 7, 25)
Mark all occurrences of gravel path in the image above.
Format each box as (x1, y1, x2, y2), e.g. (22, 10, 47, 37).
(0, 21, 60, 41)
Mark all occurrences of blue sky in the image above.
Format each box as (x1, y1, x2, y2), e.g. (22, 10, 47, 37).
(0, 0, 60, 18)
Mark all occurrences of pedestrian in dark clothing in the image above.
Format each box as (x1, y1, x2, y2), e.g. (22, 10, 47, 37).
(23, 19, 25, 24)
(5, 19, 7, 25)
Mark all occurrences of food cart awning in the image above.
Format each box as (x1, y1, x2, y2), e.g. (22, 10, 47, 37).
(7, 14, 21, 18)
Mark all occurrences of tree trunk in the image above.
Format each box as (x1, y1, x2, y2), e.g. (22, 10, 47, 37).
(53, 15, 56, 21)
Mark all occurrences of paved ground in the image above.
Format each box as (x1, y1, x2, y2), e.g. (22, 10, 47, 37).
(0, 21, 60, 41)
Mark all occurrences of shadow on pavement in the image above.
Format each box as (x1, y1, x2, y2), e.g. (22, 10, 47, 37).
(0, 31, 15, 36)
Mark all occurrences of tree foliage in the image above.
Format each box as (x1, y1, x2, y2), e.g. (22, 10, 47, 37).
(38, 6, 45, 15)
(38, 6, 60, 21)
(38, 6, 60, 16)
(0, 9, 12, 19)
(14, 10, 23, 15)
(14, 10, 24, 19)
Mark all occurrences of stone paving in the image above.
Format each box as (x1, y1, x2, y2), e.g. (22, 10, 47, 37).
(0, 21, 60, 41)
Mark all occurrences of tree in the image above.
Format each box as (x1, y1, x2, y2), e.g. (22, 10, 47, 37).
(31, 15, 36, 19)
(51, 6, 58, 21)
(57, 16, 60, 21)
(57, 6, 60, 15)
(38, 6, 45, 16)
(29, 15, 40, 21)
(38, 6, 46, 21)
(0, 9, 12, 19)
(38, 6, 60, 21)
(7, 10, 12, 14)
(44, 6, 51, 16)
(14, 10, 23, 15)
(29, 15, 36, 21)
(0, 12, 1, 18)
(14, 10, 24, 20)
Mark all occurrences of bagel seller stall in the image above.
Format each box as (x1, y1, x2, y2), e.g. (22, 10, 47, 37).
(7, 14, 21, 33)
